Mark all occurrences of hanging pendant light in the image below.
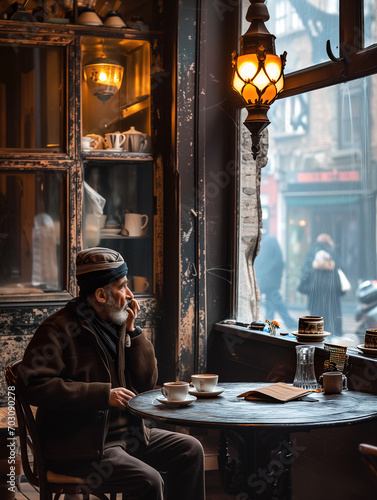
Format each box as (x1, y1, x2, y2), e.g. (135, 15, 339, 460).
(84, 56, 124, 102)
(232, 0, 287, 159)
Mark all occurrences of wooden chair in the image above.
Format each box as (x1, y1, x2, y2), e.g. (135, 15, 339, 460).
(4, 360, 123, 500)
(359, 443, 377, 486)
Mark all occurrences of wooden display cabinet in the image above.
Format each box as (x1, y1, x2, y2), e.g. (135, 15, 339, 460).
(0, 16, 164, 402)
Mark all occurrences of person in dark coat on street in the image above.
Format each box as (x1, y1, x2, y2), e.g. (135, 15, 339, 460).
(255, 231, 297, 330)
(298, 233, 343, 336)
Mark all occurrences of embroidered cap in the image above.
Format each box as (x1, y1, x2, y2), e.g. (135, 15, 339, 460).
(76, 247, 128, 295)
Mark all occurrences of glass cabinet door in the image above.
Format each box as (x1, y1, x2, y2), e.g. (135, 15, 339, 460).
(0, 169, 67, 294)
(84, 161, 154, 294)
(81, 35, 153, 295)
(0, 44, 65, 152)
(81, 36, 150, 145)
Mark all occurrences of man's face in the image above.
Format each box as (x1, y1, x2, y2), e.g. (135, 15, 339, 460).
(105, 276, 133, 326)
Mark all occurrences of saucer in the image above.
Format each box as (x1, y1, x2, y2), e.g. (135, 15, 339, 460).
(357, 344, 377, 356)
(189, 387, 224, 398)
(292, 332, 331, 342)
(156, 395, 197, 407)
(104, 148, 123, 152)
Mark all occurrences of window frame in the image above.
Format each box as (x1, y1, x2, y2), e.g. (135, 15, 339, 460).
(282, 0, 376, 98)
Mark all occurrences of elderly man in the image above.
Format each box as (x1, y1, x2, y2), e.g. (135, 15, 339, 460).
(17, 247, 205, 499)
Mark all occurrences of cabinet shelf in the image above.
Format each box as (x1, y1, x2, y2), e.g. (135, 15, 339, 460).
(0, 20, 161, 41)
(82, 151, 153, 161)
(99, 234, 151, 240)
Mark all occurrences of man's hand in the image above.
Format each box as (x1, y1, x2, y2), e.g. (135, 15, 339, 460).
(109, 387, 136, 409)
(126, 298, 140, 331)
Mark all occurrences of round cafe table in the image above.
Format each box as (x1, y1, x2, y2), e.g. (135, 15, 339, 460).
(128, 382, 377, 500)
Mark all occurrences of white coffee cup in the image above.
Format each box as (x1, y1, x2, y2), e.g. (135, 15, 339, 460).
(161, 381, 189, 401)
(191, 374, 218, 393)
(133, 276, 149, 293)
(82, 136, 93, 149)
(322, 372, 343, 394)
(105, 132, 126, 150)
(122, 213, 148, 237)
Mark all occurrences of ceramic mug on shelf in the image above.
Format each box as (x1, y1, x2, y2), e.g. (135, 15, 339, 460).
(133, 276, 149, 293)
(121, 213, 148, 237)
(105, 132, 126, 150)
(86, 134, 104, 150)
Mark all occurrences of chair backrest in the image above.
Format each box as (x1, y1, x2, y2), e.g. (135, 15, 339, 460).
(359, 443, 377, 486)
(4, 360, 48, 489)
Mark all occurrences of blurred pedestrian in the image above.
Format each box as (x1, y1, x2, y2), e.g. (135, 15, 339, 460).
(255, 232, 297, 330)
(298, 233, 343, 335)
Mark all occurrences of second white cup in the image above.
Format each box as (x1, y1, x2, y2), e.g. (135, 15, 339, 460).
(191, 374, 218, 393)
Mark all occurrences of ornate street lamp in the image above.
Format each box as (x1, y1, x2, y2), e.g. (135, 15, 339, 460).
(232, 0, 287, 159)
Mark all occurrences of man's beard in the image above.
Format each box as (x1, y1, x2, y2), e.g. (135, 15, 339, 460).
(106, 293, 129, 326)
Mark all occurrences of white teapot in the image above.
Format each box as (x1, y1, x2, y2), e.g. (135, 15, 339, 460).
(123, 127, 150, 153)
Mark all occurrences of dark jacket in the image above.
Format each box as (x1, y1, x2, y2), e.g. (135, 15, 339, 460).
(17, 299, 158, 462)
(255, 234, 284, 293)
(298, 240, 343, 335)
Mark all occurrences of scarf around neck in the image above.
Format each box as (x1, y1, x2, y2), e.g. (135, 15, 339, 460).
(69, 298, 128, 386)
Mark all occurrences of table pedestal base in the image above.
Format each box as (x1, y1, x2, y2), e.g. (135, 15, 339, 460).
(218, 429, 292, 500)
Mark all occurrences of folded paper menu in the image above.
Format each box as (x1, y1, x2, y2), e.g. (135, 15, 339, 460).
(238, 382, 311, 403)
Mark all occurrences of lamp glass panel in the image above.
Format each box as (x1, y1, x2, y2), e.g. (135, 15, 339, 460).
(242, 84, 259, 104)
(261, 84, 277, 103)
(253, 71, 270, 92)
(275, 76, 284, 94)
(264, 56, 282, 82)
(237, 54, 258, 80)
(232, 70, 245, 94)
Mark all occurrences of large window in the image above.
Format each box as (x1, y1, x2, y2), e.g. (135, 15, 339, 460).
(237, 0, 377, 346)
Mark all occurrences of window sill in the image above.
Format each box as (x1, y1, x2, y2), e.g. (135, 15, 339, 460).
(209, 323, 377, 395)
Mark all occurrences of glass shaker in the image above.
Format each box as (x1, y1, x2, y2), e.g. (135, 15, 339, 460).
(293, 345, 320, 390)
